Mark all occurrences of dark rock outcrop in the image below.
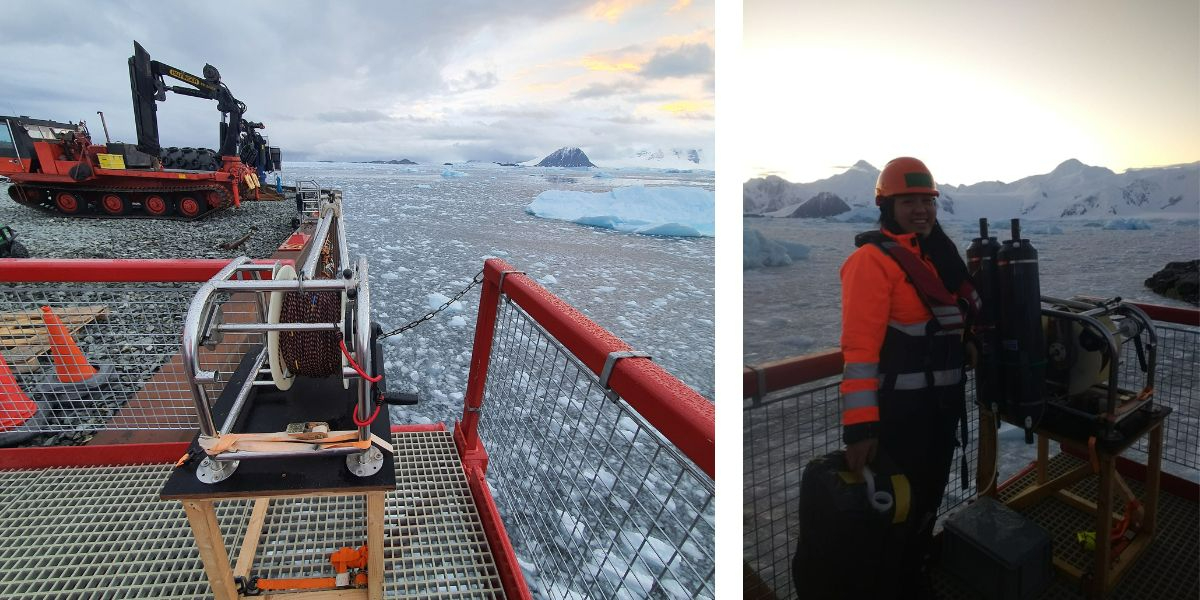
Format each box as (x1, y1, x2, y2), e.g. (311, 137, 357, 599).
(784, 192, 850, 218)
(1144, 260, 1199, 305)
(365, 159, 417, 165)
(536, 147, 596, 168)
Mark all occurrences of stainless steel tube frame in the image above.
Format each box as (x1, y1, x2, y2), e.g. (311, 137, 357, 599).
(355, 255, 372, 443)
(301, 200, 349, 279)
(1041, 307, 1121, 424)
(219, 346, 267, 435)
(183, 257, 254, 438)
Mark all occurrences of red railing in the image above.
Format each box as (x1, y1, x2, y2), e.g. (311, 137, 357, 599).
(0, 258, 243, 281)
(456, 257, 715, 478)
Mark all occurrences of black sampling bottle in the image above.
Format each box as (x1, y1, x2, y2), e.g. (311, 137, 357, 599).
(996, 218, 1045, 443)
(966, 218, 1003, 415)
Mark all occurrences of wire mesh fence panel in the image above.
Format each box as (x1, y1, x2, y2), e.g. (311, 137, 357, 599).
(0, 283, 261, 436)
(1119, 322, 1199, 471)
(742, 377, 838, 600)
(478, 299, 715, 600)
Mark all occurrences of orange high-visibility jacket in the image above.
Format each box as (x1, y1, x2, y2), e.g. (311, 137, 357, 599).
(839, 228, 967, 442)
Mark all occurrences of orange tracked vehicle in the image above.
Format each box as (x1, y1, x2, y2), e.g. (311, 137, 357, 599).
(0, 42, 279, 220)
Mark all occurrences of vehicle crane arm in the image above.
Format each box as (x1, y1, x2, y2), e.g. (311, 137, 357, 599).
(128, 41, 245, 160)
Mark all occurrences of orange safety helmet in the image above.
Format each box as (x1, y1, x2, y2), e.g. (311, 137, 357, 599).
(875, 157, 939, 205)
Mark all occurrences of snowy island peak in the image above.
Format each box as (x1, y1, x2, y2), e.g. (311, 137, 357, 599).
(745, 159, 1200, 221)
(536, 147, 596, 168)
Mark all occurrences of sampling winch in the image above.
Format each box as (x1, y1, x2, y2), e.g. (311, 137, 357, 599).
(968, 218, 1157, 442)
(180, 195, 408, 483)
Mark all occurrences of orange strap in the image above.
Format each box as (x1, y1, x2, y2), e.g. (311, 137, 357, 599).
(1111, 500, 1141, 542)
(1087, 436, 1099, 473)
(256, 573, 368, 591)
(198, 431, 391, 456)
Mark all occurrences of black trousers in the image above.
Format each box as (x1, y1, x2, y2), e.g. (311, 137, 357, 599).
(876, 388, 964, 598)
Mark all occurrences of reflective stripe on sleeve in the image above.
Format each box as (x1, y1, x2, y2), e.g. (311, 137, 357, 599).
(843, 362, 878, 380)
(843, 405, 879, 426)
(842, 389, 877, 410)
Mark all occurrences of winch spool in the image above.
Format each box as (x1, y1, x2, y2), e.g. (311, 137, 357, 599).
(267, 262, 350, 391)
(1044, 312, 1120, 397)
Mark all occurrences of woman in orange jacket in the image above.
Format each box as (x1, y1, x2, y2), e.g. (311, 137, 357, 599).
(840, 157, 979, 598)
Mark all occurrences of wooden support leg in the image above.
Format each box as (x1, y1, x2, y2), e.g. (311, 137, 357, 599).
(367, 491, 386, 600)
(1092, 454, 1115, 598)
(182, 500, 239, 600)
(1144, 422, 1163, 535)
(233, 497, 272, 579)
(977, 408, 997, 497)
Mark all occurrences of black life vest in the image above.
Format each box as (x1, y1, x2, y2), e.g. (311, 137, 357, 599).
(854, 231, 977, 397)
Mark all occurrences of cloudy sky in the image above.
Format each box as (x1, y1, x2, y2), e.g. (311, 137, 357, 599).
(3, 1, 713, 165)
(743, 0, 1200, 185)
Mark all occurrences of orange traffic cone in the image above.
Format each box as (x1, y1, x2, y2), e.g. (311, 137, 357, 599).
(41, 305, 98, 383)
(0, 351, 37, 431)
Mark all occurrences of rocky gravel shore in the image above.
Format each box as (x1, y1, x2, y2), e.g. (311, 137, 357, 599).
(1, 183, 297, 260)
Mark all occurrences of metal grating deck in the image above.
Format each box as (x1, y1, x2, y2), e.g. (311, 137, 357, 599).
(934, 452, 1199, 600)
(0, 430, 505, 599)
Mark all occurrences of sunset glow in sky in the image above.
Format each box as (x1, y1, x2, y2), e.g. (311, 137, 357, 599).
(3, 1, 713, 165)
(742, 0, 1200, 185)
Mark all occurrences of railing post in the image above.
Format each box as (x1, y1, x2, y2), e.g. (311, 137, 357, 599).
(454, 258, 508, 469)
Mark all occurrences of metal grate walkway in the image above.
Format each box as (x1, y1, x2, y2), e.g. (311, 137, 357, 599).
(0, 430, 505, 599)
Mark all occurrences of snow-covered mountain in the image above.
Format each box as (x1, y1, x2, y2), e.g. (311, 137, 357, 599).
(744, 160, 878, 215)
(745, 159, 1200, 221)
(535, 147, 596, 167)
(600, 148, 712, 170)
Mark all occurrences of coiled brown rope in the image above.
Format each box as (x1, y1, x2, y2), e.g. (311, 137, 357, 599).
(279, 238, 343, 377)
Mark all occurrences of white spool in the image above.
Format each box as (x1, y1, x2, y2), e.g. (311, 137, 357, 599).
(267, 264, 297, 391)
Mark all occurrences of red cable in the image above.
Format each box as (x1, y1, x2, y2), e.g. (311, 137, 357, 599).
(353, 402, 381, 427)
(340, 339, 382, 427)
(339, 339, 381, 383)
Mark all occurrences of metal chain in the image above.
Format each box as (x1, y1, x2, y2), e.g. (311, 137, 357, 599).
(378, 269, 485, 338)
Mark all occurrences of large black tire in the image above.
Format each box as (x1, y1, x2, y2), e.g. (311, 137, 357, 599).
(160, 147, 186, 169)
(160, 146, 220, 171)
(195, 148, 221, 172)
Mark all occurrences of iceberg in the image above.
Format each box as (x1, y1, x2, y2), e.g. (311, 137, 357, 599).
(744, 229, 809, 269)
(527, 186, 714, 237)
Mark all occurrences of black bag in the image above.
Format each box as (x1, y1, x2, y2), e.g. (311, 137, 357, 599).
(791, 450, 916, 599)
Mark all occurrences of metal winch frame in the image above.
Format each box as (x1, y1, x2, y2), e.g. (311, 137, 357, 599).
(1041, 295, 1158, 440)
(181, 198, 381, 482)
